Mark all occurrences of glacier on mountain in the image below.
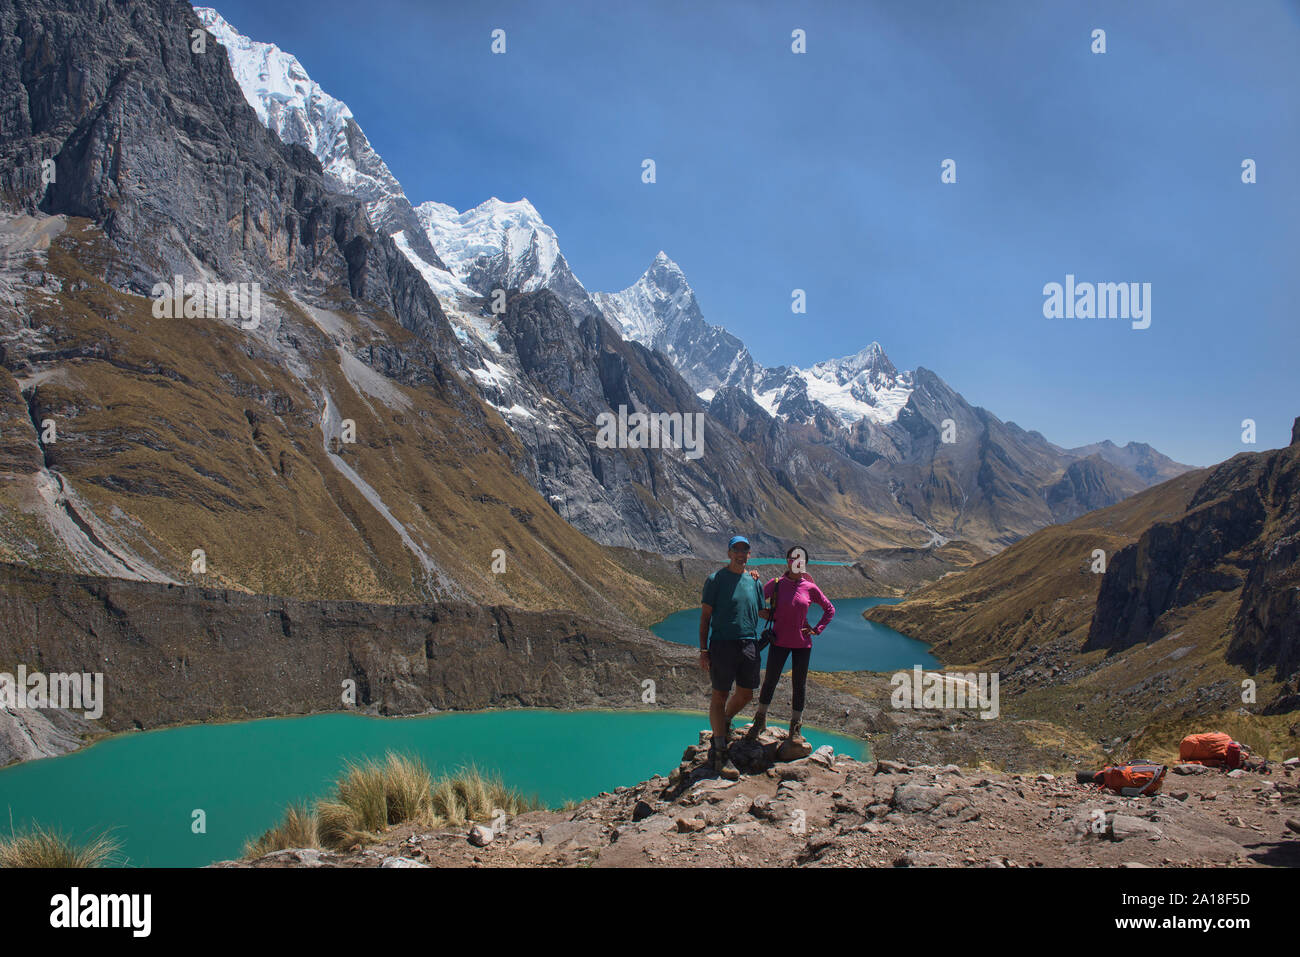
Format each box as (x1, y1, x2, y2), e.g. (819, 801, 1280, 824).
(197, 4, 913, 431)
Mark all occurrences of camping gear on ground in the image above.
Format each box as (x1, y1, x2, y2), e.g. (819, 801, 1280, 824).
(1091, 761, 1168, 796)
(1179, 732, 1246, 769)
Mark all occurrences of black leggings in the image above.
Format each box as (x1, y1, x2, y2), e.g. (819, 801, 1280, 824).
(759, 646, 811, 712)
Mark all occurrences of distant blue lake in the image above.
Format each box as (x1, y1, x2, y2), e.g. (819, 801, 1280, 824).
(652, 596, 939, 672)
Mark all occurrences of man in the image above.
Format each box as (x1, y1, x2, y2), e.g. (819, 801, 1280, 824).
(699, 535, 765, 774)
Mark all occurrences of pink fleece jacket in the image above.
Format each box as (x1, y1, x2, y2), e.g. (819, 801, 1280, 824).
(762, 575, 835, 649)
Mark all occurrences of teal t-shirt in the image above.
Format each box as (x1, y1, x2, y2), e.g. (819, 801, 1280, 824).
(702, 567, 764, 641)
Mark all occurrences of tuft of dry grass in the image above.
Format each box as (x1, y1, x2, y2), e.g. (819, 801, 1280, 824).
(246, 752, 543, 854)
(242, 804, 319, 859)
(0, 824, 122, 868)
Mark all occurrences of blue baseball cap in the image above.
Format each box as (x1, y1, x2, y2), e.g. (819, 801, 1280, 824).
(727, 535, 750, 549)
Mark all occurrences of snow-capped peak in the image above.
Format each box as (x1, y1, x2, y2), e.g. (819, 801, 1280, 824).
(195, 8, 382, 197)
(594, 250, 699, 348)
(760, 343, 913, 426)
(193, 3, 455, 287)
(415, 197, 585, 307)
(195, 8, 325, 130)
(486, 196, 541, 218)
(596, 253, 912, 425)
(809, 341, 899, 382)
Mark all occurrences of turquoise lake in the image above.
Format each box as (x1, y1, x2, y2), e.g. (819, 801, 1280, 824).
(0, 709, 864, 868)
(652, 596, 940, 673)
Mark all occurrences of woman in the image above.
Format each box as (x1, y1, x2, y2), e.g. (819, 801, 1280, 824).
(748, 545, 835, 746)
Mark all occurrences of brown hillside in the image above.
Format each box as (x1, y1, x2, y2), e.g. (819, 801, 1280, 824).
(867, 428, 1300, 750)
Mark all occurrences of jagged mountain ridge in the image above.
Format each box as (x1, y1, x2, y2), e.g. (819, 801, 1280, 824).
(595, 253, 913, 428)
(0, 0, 1196, 596)
(189, 2, 1193, 557)
(0, 0, 738, 616)
(1062, 439, 1189, 486)
(593, 251, 758, 400)
(177, 7, 936, 555)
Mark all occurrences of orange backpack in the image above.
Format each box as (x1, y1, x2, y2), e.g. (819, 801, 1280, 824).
(1097, 761, 1167, 797)
(1179, 733, 1244, 769)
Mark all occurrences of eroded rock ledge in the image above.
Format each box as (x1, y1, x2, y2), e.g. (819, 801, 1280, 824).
(219, 736, 1300, 869)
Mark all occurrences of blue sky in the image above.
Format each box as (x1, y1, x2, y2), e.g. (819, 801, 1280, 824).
(205, 0, 1298, 466)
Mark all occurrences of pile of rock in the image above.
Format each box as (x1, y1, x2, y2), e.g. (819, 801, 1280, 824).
(667, 725, 818, 787)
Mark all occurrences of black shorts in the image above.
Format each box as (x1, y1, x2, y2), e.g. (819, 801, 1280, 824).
(708, 638, 760, 692)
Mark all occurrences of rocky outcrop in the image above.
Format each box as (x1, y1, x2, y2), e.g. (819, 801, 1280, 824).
(1227, 420, 1300, 691)
(221, 747, 1300, 869)
(1086, 487, 1265, 653)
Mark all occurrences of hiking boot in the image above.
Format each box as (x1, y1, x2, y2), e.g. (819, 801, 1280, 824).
(788, 722, 805, 746)
(744, 715, 766, 741)
(712, 747, 740, 780)
(711, 744, 729, 772)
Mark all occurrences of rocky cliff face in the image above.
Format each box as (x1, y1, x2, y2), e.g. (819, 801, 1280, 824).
(1087, 422, 1300, 697)
(0, 560, 891, 760)
(1, 0, 483, 368)
(0, 559, 690, 731)
(193, 6, 451, 281)
(2, 0, 446, 351)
